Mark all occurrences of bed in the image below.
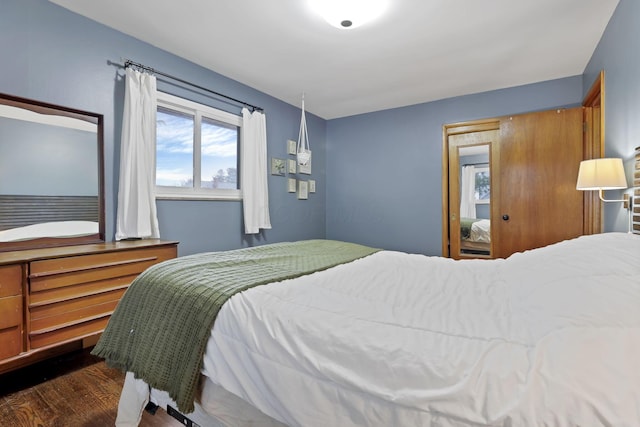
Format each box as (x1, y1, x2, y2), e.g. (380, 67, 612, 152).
(460, 217, 490, 253)
(93, 233, 640, 427)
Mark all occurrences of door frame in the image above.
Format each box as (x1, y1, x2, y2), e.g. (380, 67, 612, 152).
(582, 70, 605, 234)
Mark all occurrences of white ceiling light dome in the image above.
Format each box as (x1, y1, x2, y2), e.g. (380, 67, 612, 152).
(309, 0, 389, 29)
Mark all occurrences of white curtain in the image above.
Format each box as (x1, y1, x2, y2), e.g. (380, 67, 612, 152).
(460, 165, 476, 219)
(115, 68, 160, 240)
(241, 108, 272, 234)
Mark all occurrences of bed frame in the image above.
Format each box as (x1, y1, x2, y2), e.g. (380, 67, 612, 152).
(460, 238, 490, 253)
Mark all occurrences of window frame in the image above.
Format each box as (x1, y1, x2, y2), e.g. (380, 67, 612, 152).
(155, 91, 242, 201)
(474, 166, 490, 205)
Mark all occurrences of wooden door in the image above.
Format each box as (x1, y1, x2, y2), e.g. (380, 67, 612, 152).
(493, 108, 584, 258)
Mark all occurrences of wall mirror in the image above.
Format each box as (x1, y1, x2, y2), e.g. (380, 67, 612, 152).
(445, 125, 498, 260)
(0, 93, 104, 252)
(456, 144, 491, 257)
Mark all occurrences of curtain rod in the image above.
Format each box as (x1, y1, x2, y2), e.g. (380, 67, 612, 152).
(123, 59, 263, 113)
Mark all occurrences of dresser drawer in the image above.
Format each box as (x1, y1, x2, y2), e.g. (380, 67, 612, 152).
(0, 294, 22, 359)
(30, 316, 110, 349)
(30, 288, 125, 331)
(0, 326, 21, 359)
(27, 244, 177, 350)
(0, 264, 22, 297)
(0, 295, 21, 330)
(30, 246, 176, 292)
(29, 276, 131, 308)
(29, 282, 128, 321)
(0, 240, 177, 371)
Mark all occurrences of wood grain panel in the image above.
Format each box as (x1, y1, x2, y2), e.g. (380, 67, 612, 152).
(30, 260, 157, 293)
(0, 240, 177, 266)
(31, 300, 119, 333)
(0, 264, 21, 297)
(582, 71, 604, 235)
(0, 348, 189, 426)
(495, 108, 583, 257)
(0, 326, 21, 360)
(30, 245, 175, 275)
(29, 277, 132, 308)
(30, 316, 110, 349)
(30, 288, 125, 321)
(0, 295, 21, 330)
(29, 246, 176, 292)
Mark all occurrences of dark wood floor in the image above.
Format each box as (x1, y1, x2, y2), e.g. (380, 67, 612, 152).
(0, 348, 182, 426)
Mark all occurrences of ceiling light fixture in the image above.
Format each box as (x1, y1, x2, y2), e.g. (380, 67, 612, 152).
(309, 0, 388, 29)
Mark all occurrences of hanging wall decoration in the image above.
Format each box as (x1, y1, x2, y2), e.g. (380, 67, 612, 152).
(270, 158, 285, 176)
(288, 159, 297, 174)
(297, 94, 311, 166)
(287, 139, 297, 155)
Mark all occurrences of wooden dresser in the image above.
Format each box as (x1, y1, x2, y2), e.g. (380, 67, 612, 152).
(0, 239, 177, 373)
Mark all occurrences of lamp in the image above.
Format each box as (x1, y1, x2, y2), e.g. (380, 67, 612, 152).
(309, 0, 388, 29)
(576, 158, 628, 202)
(577, 157, 633, 233)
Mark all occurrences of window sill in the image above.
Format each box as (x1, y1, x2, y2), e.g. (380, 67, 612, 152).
(155, 189, 242, 201)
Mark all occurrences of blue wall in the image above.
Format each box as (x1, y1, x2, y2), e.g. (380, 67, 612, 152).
(584, 0, 637, 233)
(0, 0, 326, 255)
(326, 78, 583, 255)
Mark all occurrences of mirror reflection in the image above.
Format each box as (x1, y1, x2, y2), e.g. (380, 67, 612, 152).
(458, 144, 491, 256)
(0, 95, 103, 250)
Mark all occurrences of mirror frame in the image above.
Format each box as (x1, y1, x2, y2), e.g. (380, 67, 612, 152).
(442, 119, 500, 258)
(0, 93, 105, 252)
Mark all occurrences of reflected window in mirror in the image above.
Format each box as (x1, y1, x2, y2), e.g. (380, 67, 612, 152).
(474, 166, 490, 204)
(0, 93, 104, 252)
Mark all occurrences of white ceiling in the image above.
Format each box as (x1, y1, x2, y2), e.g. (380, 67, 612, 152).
(49, 0, 619, 120)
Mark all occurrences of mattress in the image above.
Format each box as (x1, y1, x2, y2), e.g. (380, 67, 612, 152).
(117, 233, 640, 427)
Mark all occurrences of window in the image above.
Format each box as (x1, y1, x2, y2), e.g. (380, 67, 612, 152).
(474, 167, 490, 204)
(155, 92, 242, 200)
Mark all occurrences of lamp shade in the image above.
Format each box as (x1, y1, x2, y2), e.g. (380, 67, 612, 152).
(576, 158, 627, 190)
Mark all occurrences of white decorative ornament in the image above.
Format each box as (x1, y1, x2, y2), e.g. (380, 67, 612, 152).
(297, 94, 311, 166)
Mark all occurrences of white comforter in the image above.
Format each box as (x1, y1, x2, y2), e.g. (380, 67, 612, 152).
(202, 233, 640, 427)
(469, 218, 490, 243)
(0, 220, 98, 242)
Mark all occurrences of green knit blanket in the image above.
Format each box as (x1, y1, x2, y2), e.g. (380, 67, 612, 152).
(91, 239, 379, 413)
